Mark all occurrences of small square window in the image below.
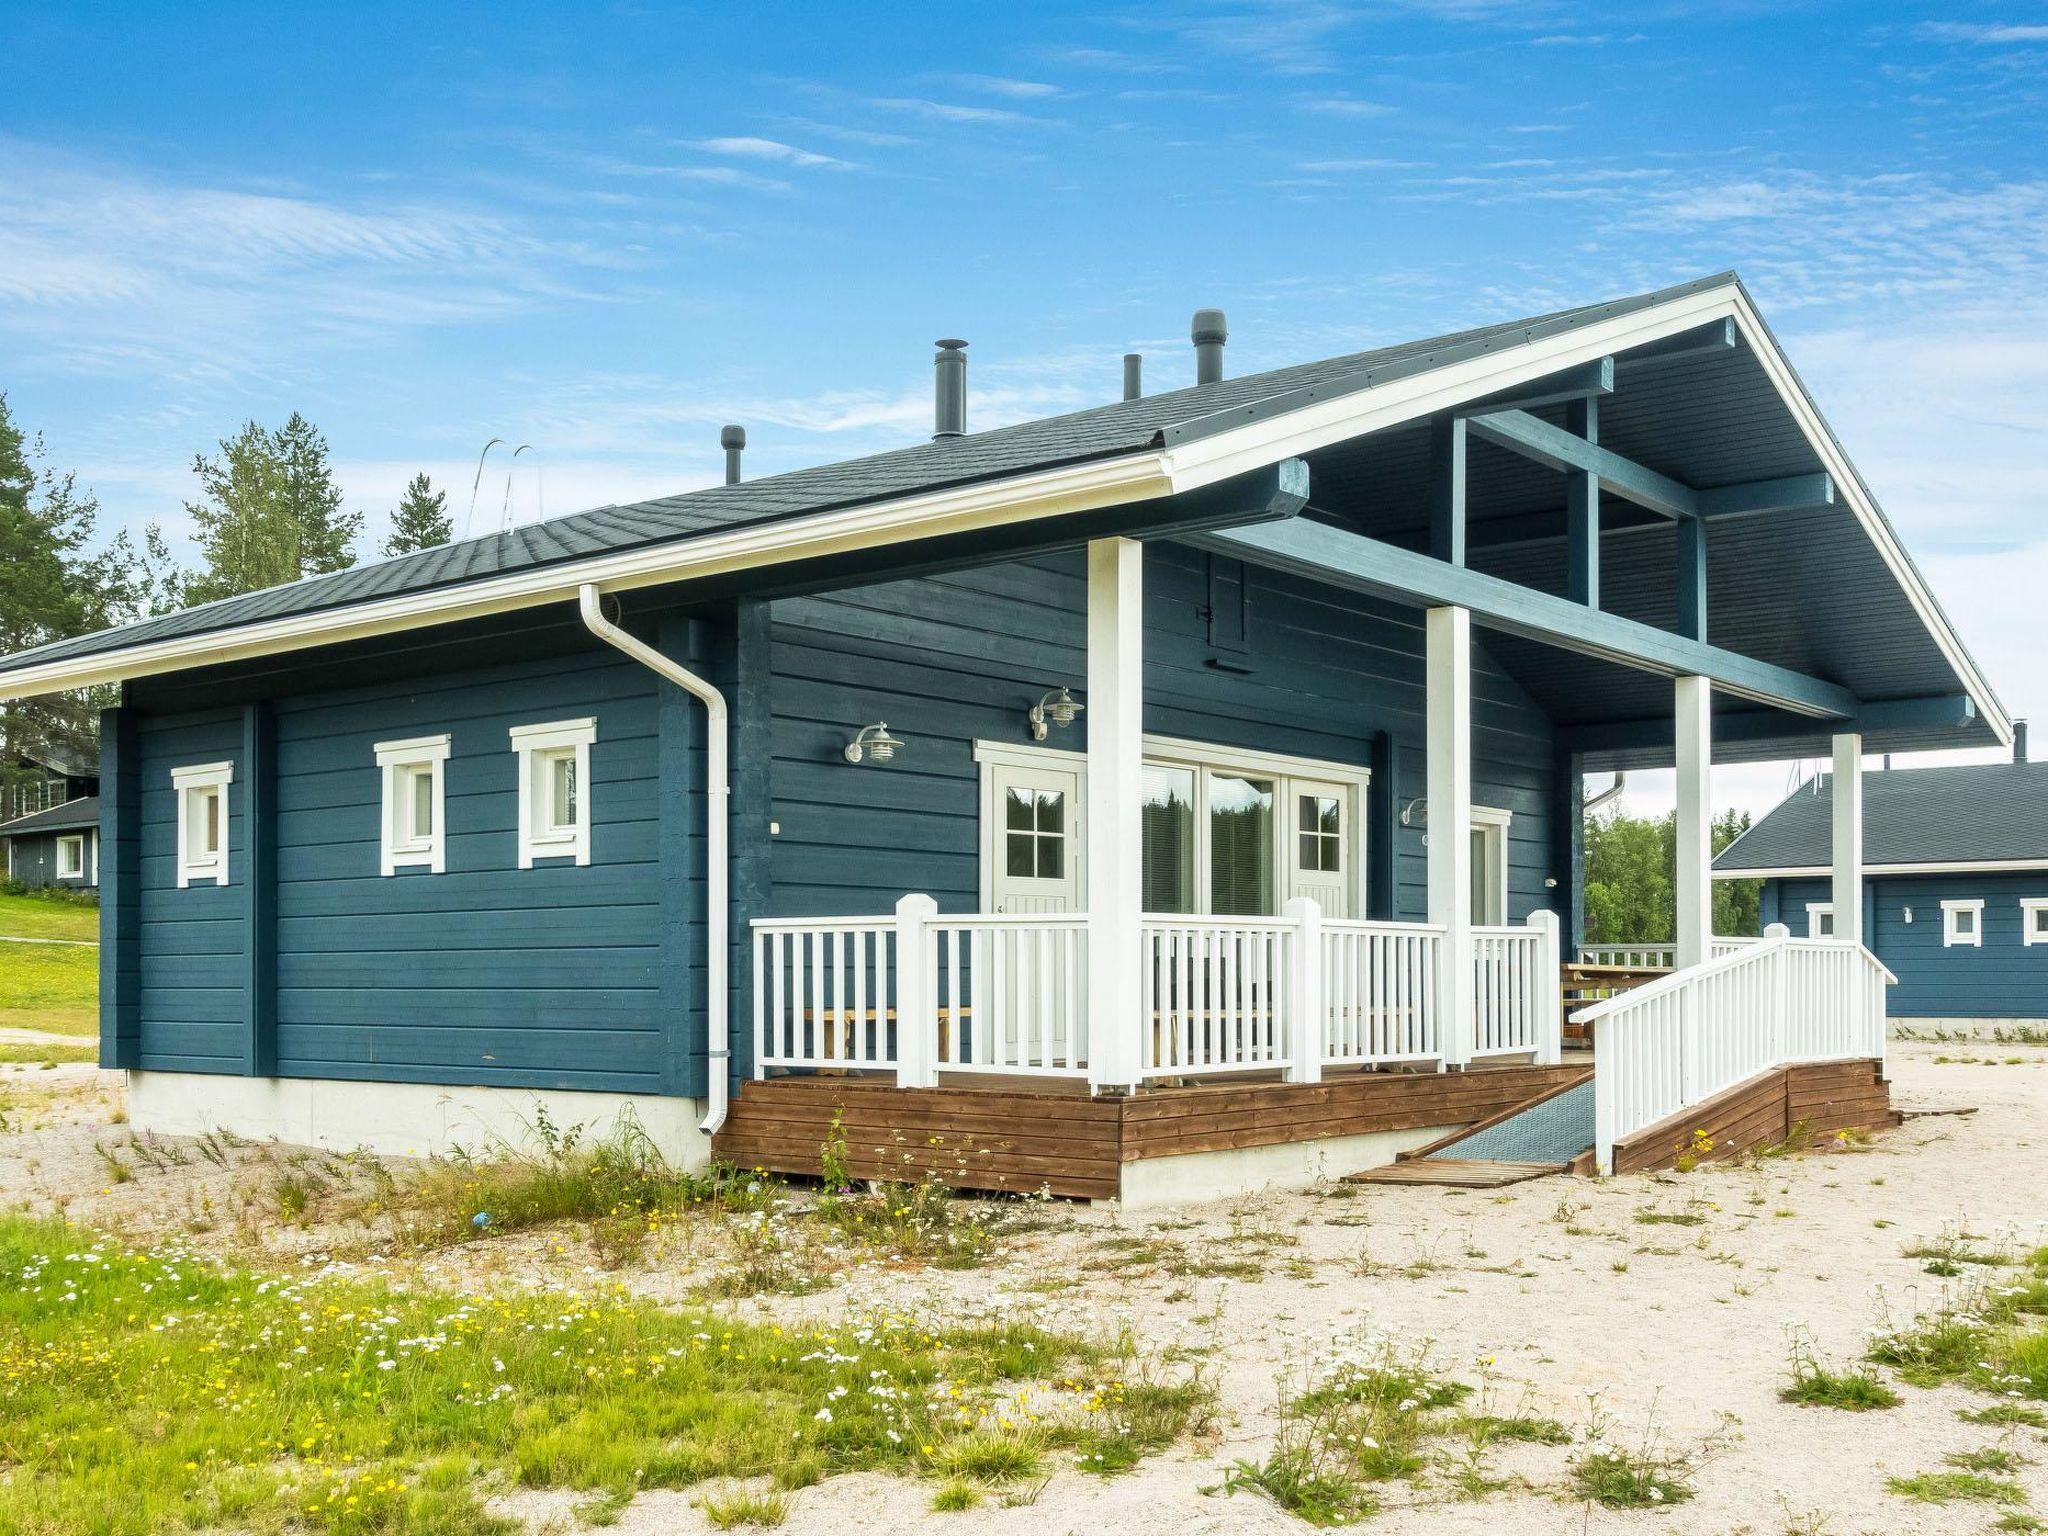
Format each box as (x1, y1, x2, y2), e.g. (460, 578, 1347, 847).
(56, 834, 85, 880)
(2024, 900, 2048, 948)
(171, 761, 233, 888)
(1298, 794, 1342, 874)
(1806, 903, 1834, 938)
(510, 719, 596, 868)
(376, 734, 450, 875)
(1003, 787, 1065, 880)
(1943, 899, 1985, 948)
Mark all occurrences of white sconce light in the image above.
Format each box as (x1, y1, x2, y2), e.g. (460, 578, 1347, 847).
(1400, 797, 1428, 827)
(843, 722, 902, 765)
(1028, 687, 1083, 742)
(1903, 907, 1914, 924)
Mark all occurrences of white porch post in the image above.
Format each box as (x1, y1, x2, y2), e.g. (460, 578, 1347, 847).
(1674, 674, 1713, 969)
(1831, 732, 1864, 946)
(1087, 537, 1144, 1091)
(1426, 606, 1474, 1068)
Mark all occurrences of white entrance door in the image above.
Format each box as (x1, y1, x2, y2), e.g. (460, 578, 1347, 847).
(1287, 779, 1353, 917)
(985, 761, 1082, 1067)
(1470, 818, 1507, 925)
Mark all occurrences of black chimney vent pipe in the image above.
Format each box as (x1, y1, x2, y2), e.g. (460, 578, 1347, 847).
(933, 339, 968, 439)
(2018, 719, 2031, 764)
(720, 425, 746, 486)
(1192, 308, 1227, 385)
(1122, 352, 1142, 402)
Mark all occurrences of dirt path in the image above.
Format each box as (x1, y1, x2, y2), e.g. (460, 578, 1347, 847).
(4, 1040, 2044, 1534)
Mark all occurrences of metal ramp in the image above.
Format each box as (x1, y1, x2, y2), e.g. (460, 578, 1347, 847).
(1345, 1071, 1594, 1187)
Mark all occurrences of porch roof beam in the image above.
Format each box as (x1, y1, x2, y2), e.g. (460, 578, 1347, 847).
(1464, 472, 1837, 553)
(1615, 317, 1738, 367)
(1193, 515, 1858, 719)
(1451, 356, 1614, 418)
(1467, 409, 1698, 521)
(1556, 694, 1976, 757)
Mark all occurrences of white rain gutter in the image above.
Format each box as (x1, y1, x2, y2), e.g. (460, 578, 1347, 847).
(577, 584, 731, 1134)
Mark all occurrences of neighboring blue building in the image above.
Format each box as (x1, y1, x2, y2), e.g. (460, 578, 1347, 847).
(0, 746, 101, 891)
(1715, 746, 2048, 1022)
(0, 273, 2012, 1190)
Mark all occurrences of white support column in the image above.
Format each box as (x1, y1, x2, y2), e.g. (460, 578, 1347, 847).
(1426, 606, 1475, 1068)
(1831, 732, 1864, 947)
(1529, 907, 1563, 1064)
(1086, 537, 1144, 1091)
(893, 892, 937, 1089)
(1674, 674, 1713, 970)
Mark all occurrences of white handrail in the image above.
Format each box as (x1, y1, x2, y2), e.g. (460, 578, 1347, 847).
(1583, 927, 1892, 1173)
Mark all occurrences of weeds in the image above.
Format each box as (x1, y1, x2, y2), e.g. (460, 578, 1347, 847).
(1567, 1394, 1736, 1510)
(1779, 1324, 1900, 1411)
(1886, 1470, 2025, 1505)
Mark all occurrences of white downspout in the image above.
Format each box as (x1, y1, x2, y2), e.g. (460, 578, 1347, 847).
(577, 585, 731, 1133)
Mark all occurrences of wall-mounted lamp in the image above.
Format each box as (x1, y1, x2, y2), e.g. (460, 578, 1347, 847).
(843, 723, 902, 765)
(1028, 687, 1084, 742)
(1903, 907, 1914, 924)
(1400, 797, 1428, 828)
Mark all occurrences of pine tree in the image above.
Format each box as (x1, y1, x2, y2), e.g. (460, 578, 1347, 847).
(0, 395, 185, 779)
(185, 414, 359, 604)
(383, 472, 452, 557)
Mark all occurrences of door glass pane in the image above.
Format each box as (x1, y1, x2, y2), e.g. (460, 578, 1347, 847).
(1006, 786, 1034, 832)
(1006, 833, 1036, 877)
(1035, 831, 1064, 879)
(1142, 764, 1195, 912)
(1210, 774, 1274, 915)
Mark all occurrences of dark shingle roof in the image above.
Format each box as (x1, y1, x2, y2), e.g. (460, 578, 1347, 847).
(0, 275, 1736, 680)
(1714, 761, 2048, 872)
(0, 796, 100, 838)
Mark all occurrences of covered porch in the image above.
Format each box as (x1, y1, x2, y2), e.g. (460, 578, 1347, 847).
(712, 283, 1996, 1195)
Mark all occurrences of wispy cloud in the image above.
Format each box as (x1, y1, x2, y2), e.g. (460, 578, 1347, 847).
(1917, 21, 2048, 44)
(691, 136, 854, 169)
(935, 73, 1064, 98)
(1298, 94, 1396, 118)
(866, 96, 1056, 126)
(1297, 157, 1427, 171)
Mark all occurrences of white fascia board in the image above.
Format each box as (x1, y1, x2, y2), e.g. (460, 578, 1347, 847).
(0, 453, 1176, 702)
(1714, 859, 2048, 879)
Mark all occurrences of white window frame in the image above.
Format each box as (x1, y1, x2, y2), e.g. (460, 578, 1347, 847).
(171, 761, 234, 889)
(2022, 898, 2048, 948)
(971, 735, 1370, 915)
(375, 733, 452, 875)
(1805, 902, 1835, 938)
(55, 833, 85, 881)
(509, 718, 596, 869)
(1942, 898, 1984, 948)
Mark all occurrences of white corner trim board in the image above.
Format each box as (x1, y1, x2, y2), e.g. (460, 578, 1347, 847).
(374, 733, 452, 876)
(171, 759, 234, 888)
(509, 718, 596, 868)
(1942, 897, 1985, 948)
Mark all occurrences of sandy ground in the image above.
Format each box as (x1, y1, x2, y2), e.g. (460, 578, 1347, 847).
(4, 1038, 2046, 1535)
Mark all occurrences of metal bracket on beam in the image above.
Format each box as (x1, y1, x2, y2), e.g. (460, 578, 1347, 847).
(1453, 356, 1614, 418)
(1615, 318, 1738, 367)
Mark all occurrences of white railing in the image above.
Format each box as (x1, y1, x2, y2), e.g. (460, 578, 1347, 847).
(1578, 943, 1675, 969)
(929, 913, 1090, 1076)
(1140, 916, 1296, 1076)
(1474, 918, 1561, 1059)
(753, 916, 900, 1072)
(1322, 919, 1443, 1066)
(752, 896, 1565, 1088)
(1575, 923, 1893, 1174)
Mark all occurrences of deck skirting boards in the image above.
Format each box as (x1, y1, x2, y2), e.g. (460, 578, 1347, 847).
(126, 1071, 713, 1166)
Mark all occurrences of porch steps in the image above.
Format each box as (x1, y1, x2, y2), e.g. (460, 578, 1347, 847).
(1346, 1158, 1565, 1189)
(1347, 1069, 1596, 1186)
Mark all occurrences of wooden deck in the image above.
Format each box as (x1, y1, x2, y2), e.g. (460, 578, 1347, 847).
(713, 1062, 1585, 1201)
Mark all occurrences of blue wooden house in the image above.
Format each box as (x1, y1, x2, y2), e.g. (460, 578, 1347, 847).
(0, 746, 100, 891)
(0, 274, 2005, 1192)
(1715, 740, 2048, 1025)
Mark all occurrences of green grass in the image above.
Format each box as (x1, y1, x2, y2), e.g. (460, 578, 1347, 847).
(0, 1213, 1151, 1536)
(0, 1039, 96, 1066)
(1779, 1365, 1901, 1411)
(0, 936, 98, 1036)
(1868, 1244, 2048, 1396)
(1886, 1471, 2026, 1506)
(0, 890, 100, 943)
(1570, 1449, 1695, 1508)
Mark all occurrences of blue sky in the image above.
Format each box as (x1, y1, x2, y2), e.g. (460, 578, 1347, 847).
(3, 1, 2045, 812)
